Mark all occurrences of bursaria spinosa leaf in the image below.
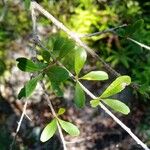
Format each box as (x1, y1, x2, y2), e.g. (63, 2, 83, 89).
(57, 108, 66, 116)
(58, 119, 80, 136)
(41, 50, 51, 62)
(16, 57, 45, 72)
(40, 119, 57, 142)
(90, 99, 100, 108)
(74, 83, 85, 108)
(100, 76, 131, 98)
(52, 36, 75, 59)
(101, 99, 130, 115)
(46, 66, 69, 97)
(75, 47, 87, 75)
(18, 74, 42, 99)
(80, 71, 108, 81)
(46, 66, 69, 83)
(50, 81, 63, 97)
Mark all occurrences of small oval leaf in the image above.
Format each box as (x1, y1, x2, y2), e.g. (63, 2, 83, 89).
(75, 47, 87, 75)
(80, 71, 108, 81)
(57, 108, 66, 116)
(101, 99, 130, 115)
(18, 75, 42, 99)
(74, 83, 86, 108)
(40, 119, 57, 142)
(58, 119, 80, 136)
(90, 99, 100, 108)
(100, 76, 131, 98)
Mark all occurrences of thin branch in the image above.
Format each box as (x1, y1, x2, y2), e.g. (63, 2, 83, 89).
(30, 4, 67, 149)
(31, 2, 119, 78)
(78, 82, 150, 150)
(79, 24, 127, 38)
(41, 82, 67, 150)
(30, 6, 67, 149)
(30, 3, 37, 34)
(10, 101, 28, 150)
(127, 37, 150, 51)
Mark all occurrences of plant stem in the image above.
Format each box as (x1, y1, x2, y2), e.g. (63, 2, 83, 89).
(79, 24, 127, 38)
(10, 101, 28, 150)
(41, 82, 67, 150)
(30, 5, 67, 149)
(78, 81, 150, 150)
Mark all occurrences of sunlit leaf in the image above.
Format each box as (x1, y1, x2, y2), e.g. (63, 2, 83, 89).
(100, 76, 131, 98)
(74, 83, 85, 108)
(90, 99, 100, 108)
(16, 57, 45, 72)
(40, 119, 57, 142)
(75, 47, 87, 75)
(80, 71, 108, 81)
(58, 119, 80, 136)
(101, 99, 130, 115)
(57, 108, 66, 116)
(18, 75, 42, 99)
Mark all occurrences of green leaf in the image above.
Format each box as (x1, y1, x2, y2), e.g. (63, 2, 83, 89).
(46, 66, 69, 83)
(57, 108, 66, 116)
(18, 75, 42, 99)
(23, 0, 31, 10)
(80, 71, 108, 81)
(50, 81, 63, 97)
(53, 36, 75, 59)
(58, 119, 80, 136)
(75, 47, 87, 75)
(41, 50, 51, 62)
(16, 58, 44, 72)
(100, 76, 131, 98)
(101, 99, 130, 115)
(74, 83, 85, 108)
(53, 36, 65, 52)
(90, 99, 100, 108)
(59, 39, 75, 59)
(40, 119, 57, 142)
